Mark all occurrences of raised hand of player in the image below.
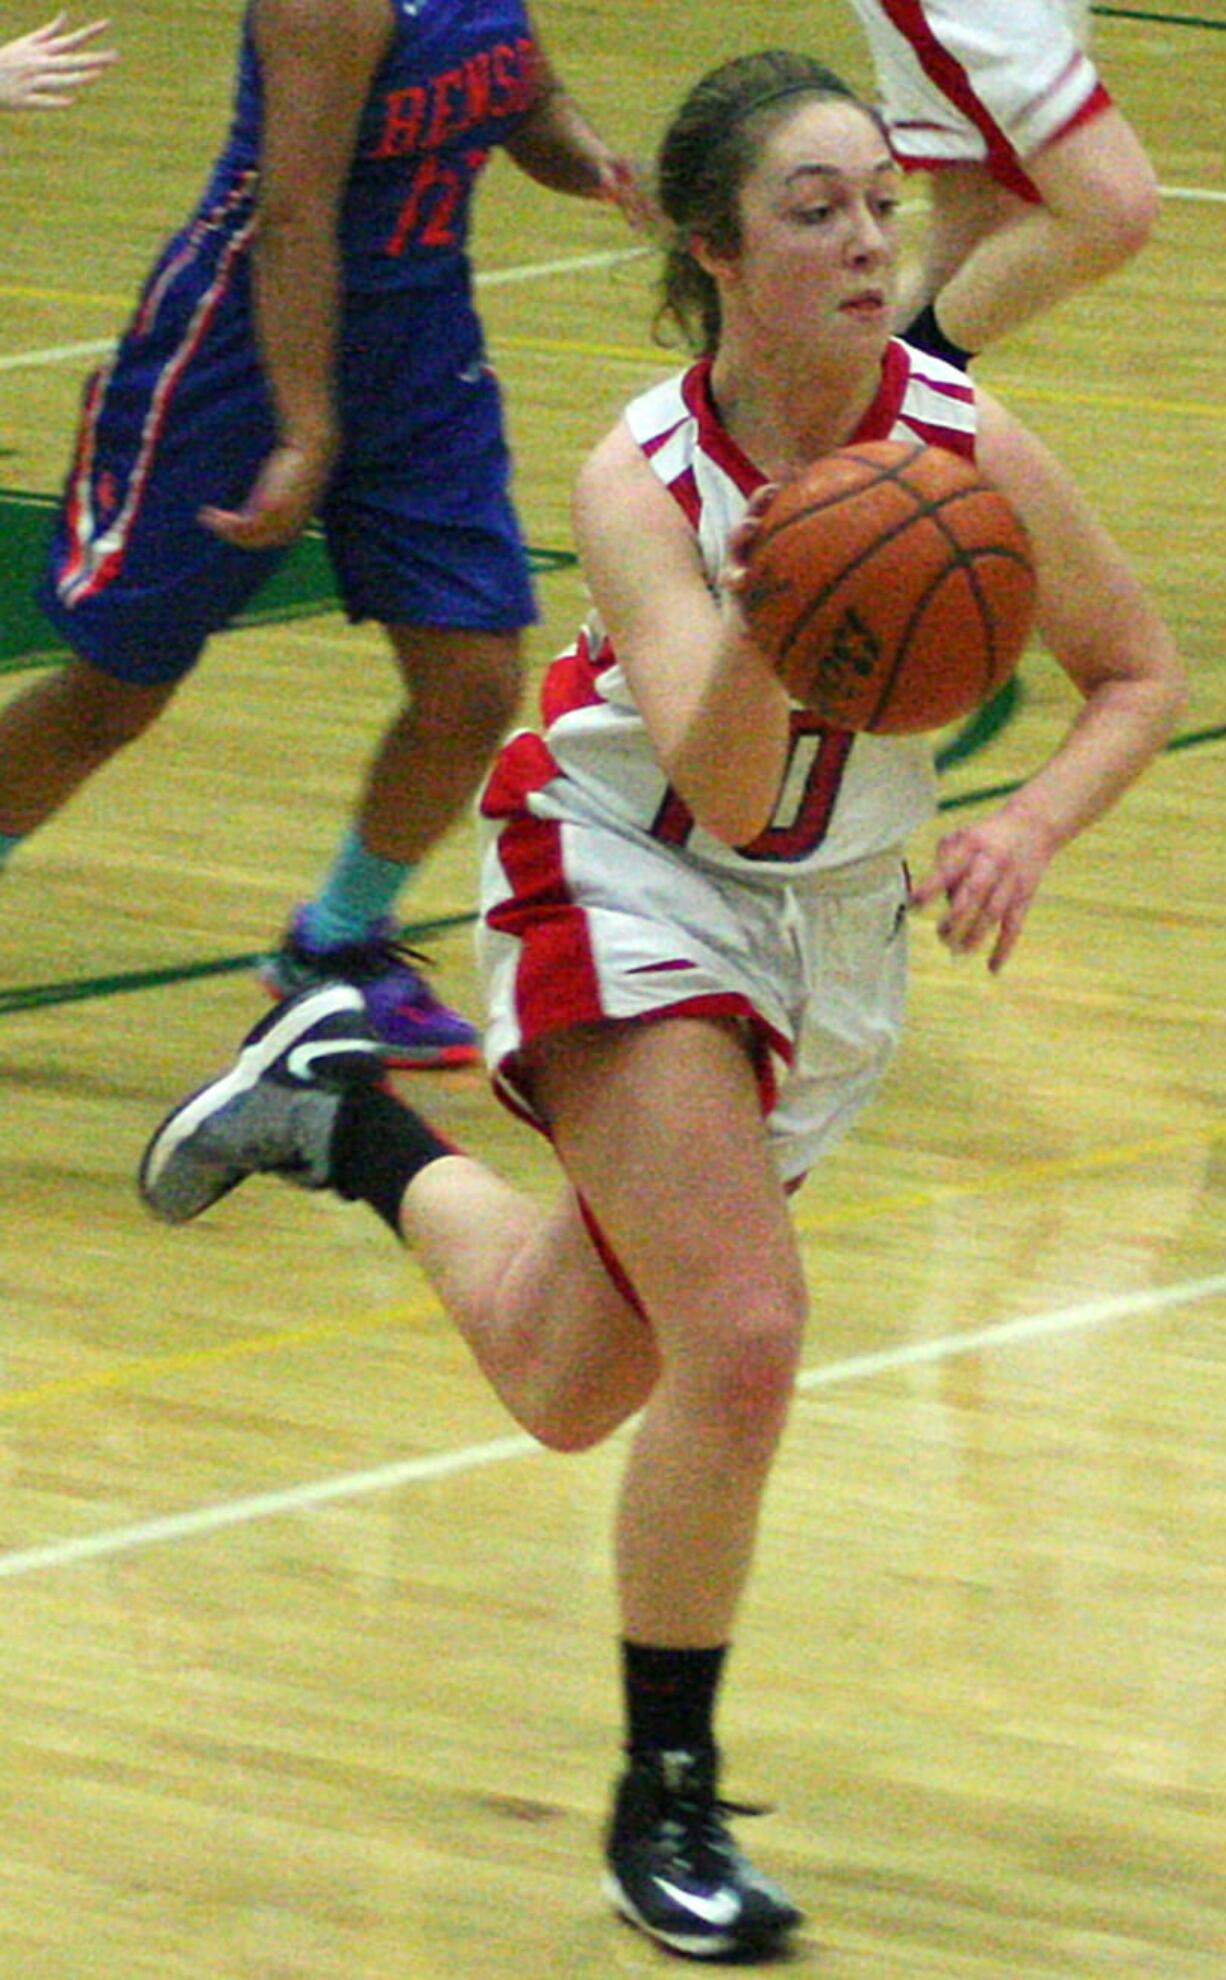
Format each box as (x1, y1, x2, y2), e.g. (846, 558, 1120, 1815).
(595, 152, 659, 233)
(0, 14, 116, 109)
(199, 441, 334, 552)
(910, 806, 1057, 973)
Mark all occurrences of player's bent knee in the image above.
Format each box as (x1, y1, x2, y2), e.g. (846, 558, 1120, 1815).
(695, 1310, 808, 1452)
(1088, 173, 1160, 266)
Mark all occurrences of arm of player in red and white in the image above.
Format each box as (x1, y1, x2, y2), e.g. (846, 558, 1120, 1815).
(573, 425, 792, 848)
(199, 0, 393, 551)
(910, 388, 1187, 972)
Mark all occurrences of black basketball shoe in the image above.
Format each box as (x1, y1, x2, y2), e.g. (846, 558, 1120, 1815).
(138, 983, 382, 1224)
(603, 1746, 802, 1961)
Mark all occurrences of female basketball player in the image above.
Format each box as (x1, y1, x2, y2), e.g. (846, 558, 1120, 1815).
(138, 51, 1185, 1962)
(0, 0, 645, 1066)
(843, 0, 1159, 359)
(0, 11, 114, 107)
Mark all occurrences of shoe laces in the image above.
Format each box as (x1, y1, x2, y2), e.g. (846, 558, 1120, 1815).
(305, 930, 436, 990)
(653, 1770, 768, 1880)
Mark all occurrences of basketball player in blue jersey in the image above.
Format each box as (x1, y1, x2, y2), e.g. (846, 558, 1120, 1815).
(0, 11, 114, 108)
(139, 50, 1184, 1962)
(0, 0, 647, 1065)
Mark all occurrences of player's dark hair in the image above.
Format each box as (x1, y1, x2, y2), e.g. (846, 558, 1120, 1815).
(654, 50, 879, 355)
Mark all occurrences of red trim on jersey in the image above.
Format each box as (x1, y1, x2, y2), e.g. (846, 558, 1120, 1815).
(684, 360, 768, 494)
(874, 0, 1110, 201)
(678, 342, 920, 472)
(58, 215, 257, 606)
(1033, 79, 1112, 160)
(641, 415, 685, 460)
(485, 812, 605, 1035)
(669, 463, 702, 528)
(901, 412, 974, 456)
(851, 339, 911, 439)
(479, 728, 558, 819)
(539, 625, 612, 727)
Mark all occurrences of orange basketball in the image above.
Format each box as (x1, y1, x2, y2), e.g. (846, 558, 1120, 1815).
(741, 438, 1036, 735)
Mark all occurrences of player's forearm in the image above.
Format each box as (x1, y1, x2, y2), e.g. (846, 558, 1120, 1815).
(1005, 664, 1186, 854)
(250, 210, 342, 460)
(506, 80, 621, 197)
(665, 616, 794, 847)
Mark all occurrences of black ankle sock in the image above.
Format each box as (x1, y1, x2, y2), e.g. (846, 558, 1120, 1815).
(330, 1082, 456, 1238)
(902, 299, 974, 371)
(621, 1641, 728, 1761)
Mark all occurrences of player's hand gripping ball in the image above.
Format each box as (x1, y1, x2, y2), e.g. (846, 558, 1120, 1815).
(741, 438, 1036, 734)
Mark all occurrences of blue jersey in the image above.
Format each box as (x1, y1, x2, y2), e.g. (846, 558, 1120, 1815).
(199, 0, 540, 296)
(39, 0, 544, 679)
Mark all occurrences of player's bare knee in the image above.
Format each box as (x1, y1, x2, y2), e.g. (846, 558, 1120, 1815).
(411, 659, 521, 753)
(1092, 174, 1160, 266)
(699, 1303, 808, 1450)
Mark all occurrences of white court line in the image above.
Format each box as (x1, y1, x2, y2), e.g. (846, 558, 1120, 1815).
(474, 245, 648, 285)
(0, 248, 648, 375)
(0, 1270, 1222, 1584)
(0, 336, 113, 375)
(0, 184, 1221, 377)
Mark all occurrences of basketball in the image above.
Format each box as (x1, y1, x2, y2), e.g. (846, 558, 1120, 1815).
(741, 438, 1037, 735)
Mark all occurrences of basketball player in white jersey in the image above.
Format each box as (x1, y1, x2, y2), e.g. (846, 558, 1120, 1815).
(844, 0, 1159, 359)
(138, 51, 1185, 1964)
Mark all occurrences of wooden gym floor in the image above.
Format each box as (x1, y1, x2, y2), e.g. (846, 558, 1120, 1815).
(0, 3, 1222, 1974)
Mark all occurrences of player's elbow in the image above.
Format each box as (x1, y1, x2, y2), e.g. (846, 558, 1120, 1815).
(692, 787, 777, 849)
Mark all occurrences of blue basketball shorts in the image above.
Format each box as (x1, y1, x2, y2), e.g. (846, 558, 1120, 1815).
(38, 274, 537, 685)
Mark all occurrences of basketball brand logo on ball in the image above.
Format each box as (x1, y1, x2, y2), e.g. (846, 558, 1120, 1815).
(743, 438, 1037, 735)
(810, 609, 881, 719)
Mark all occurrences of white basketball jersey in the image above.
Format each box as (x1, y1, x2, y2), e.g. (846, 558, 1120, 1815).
(492, 340, 978, 883)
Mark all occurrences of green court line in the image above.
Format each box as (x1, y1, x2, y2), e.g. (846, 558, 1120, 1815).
(2, 723, 1221, 1021)
(1092, 5, 1226, 27)
(0, 489, 576, 674)
(0, 913, 475, 1017)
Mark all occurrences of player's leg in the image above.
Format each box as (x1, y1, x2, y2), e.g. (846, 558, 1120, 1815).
(531, 1014, 808, 1958)
(0, 662, 180, 836)
(852, 0, 1158, 354)
(362, 622, 524, 864)
(260, 300, 533, 1067)
(894, 160, 1022, 332)
(261, 620, 524, 1069)
(138, 982, 658, 1451)
(932, 105, 1159, 351)
(0, 291, 283, 861)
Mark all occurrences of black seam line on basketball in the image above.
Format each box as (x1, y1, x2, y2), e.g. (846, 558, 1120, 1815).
(1, 724, 1220, 1019)
(772, 482, 1030, 675)
(883, 472, 1031, 721)
(862, 545, 1029, 731)
(754, 439, 928, 558)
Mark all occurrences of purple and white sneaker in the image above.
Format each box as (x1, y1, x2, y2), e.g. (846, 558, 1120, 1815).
(260, 908, 480, 1070)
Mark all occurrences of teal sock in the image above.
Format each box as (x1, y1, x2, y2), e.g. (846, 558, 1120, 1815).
(0, 832, 22, 871)
(301, 829, 416, 947)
